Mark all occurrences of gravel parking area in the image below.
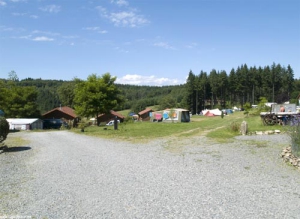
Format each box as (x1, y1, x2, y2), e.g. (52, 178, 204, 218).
(0, 131, 300, 219)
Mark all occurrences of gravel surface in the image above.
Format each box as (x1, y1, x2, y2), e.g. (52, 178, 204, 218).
(0, 131, 300, 219)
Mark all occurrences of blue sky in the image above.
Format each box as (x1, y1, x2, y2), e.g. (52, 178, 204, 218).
(0, 0, 299, 85)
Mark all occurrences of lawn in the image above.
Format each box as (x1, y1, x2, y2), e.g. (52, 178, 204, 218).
(74, 111, 285, 142)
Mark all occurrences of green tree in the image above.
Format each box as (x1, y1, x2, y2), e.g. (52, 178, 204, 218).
(159, 95, 177, 110)
(74, 73, 123, 124)
(1, 81, 40, 118)
(57, 81, 76, 107)
(8, 70, 19, 82)
(0, 117, 9, 144)
(185, 70, 196, 114)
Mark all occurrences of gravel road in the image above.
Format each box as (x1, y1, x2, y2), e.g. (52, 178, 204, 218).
(0, 131, 300, 219)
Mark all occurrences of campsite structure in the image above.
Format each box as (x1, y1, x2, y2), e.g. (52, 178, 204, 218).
(260, 103, 299, 125)
(6, 118, 43, 130)
(151, 108, 190, 123)
(97, 110, 125, 125)
(138, 108, 153, 121)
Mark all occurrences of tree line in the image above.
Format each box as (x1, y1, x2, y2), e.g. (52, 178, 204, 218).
(186, 63, 298, 114)
(0, 63, 299, 118)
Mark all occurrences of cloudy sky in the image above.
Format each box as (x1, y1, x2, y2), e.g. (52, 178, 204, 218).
(0, 0, 299, 85)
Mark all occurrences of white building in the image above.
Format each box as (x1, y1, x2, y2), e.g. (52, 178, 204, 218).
(6, 118, 43, 130)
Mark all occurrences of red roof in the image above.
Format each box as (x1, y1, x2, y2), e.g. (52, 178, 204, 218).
(42, 106, 77, 118)
(138, 108, 153, 115)
(110, 110, 125, 119)
(97, 110, 125, 119)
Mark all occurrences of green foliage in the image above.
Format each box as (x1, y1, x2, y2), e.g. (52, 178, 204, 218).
(288, 117, 300, 157)
(0, 79, 40, 118)
(243, 102, 251, 117)
(74, 73, 123, 121)
(185, 63, 295, 116)
(228, 121, 240, 132)
(159, 96, 177, 110)
(0, 117, 9, 143)
(57, 81, 75, 108)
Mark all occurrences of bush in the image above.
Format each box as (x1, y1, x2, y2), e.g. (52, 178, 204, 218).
(228, 121, 240, 133)
(0, 117, 9, 144)
(289, 116, 300, 157)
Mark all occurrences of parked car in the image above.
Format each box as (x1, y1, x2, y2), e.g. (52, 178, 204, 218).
(43, 119, 69, 129)
(106, 120, 120, 126)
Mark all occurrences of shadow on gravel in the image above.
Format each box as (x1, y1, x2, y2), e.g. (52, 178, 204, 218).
(0, 146, 31, 153)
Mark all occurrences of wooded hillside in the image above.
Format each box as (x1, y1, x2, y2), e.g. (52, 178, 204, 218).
(0, 62, 299, 118)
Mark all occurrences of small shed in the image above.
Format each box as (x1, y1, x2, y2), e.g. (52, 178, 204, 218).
(138, 108, 153, 121)
(42, 106, 79, 127)
(42, 106, 77, 120)
(97, 110, 125, 125)
(6, 118, 43, 130)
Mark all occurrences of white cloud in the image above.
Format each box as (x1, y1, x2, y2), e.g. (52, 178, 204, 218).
(154, 42, 175, 50)
(186, 43, 198, 49)
(111, 0, 128, 6)
(84, 26, 100, 31)
(12, 12, 27, 16)
(116, 74, 183, 86)
(18, 35, 32, 39)
(32, 36, 54, 41)
(96, 6, 149, 28)
(32, 30, 60, 36)
(39, 5, 61, 13)
(10, 0, 26, 2)
(30, 15, 38, 19)
(84, 26, 108, 34)
(12, 12, 38, 19)
(110, 11, 148, 27)
(0, 26, 25, 32)
(0, 0, 6, 6)
(63, 35, 79, 39)
(99, 30, 108, 34)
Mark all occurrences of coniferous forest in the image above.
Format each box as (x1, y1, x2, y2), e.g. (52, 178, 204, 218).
(0, 62, 299, 118)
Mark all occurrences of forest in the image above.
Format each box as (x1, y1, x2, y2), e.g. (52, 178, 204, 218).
(0, 62, 299, 118)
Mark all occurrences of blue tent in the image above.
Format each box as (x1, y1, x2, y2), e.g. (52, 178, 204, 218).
(226, 109, 233, 114)
(129, 112, 136, 116)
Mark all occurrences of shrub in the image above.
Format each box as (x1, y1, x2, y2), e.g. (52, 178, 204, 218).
(228, 121, 240, 133)
(288, 116, 300, 157)
(0, 117, 9, 144)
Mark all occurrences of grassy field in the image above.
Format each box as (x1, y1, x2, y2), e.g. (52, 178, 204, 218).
(74, 111, 284, 142)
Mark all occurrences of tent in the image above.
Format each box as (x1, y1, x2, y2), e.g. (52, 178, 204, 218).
(225, 109, 233, 114)
(202, 109, 222, 116)
(162, 108, 190, 123)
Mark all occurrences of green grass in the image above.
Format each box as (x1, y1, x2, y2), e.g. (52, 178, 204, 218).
(73, 111, 286, 142)
(4, 135, 30, 147)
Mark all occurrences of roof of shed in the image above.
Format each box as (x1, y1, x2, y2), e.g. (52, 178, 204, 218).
(138, 108, 153, 115)
(98, 110, 125, 119)
(42, 106, 77, 118)
(6, 118, 41, 124)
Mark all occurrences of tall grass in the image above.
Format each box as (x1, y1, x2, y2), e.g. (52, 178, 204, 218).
(288, 116, 300, 157)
